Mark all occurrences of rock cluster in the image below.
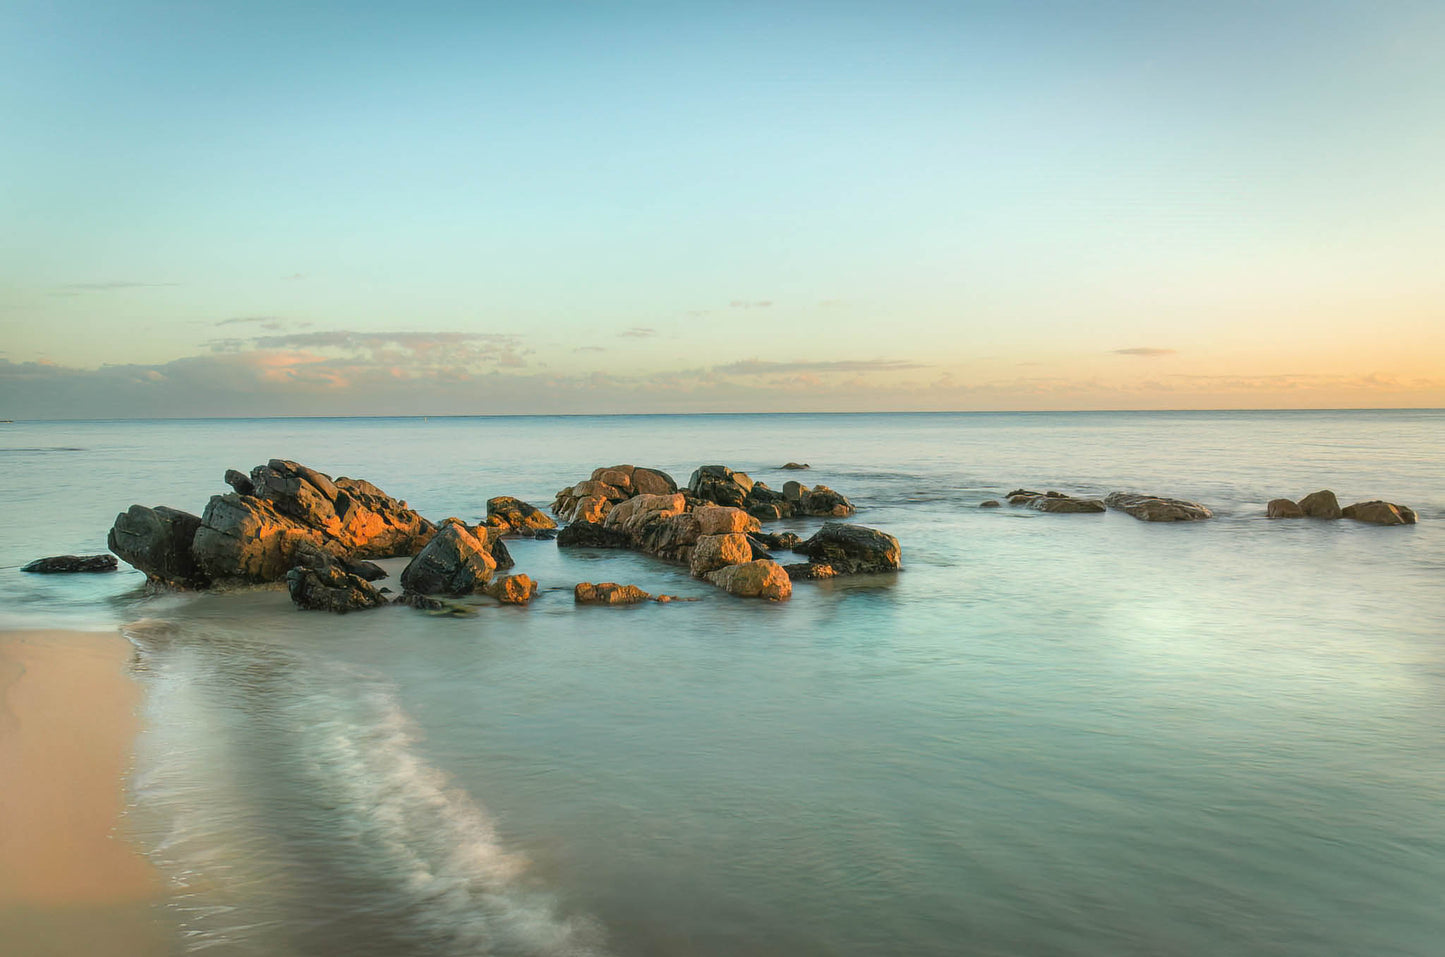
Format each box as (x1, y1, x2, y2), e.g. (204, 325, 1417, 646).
(1006, 489, 1106, 513)
(551, 465, 680, 523)
(689, 465, 855, 521)
(1266, 489, 1416, 526)
(484, 496, 557, 538)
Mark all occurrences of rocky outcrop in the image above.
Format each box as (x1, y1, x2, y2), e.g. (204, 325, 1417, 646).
(550, 465, 679, 523)
(485, 573, 538, 604)
(399, 521, 496, 596)
(689, 533, 752, 577)
(1105, 492, 1213, 522)
(689, 465, 753, 508)
(286, 563, 387, 613)
(485, 497, 557, 537)
(556, 521, 631, 549)
(1342, 501, 1418, 526)
(574, 582, 652, 605)
(1266, 498, 1306, 518)
(707, 560, 792, 600)
(1007, 490, 1105, 513)
(1298, 489, 1342, 520)
(107, 505, 210, 588)
(21, 554, 118, 574)
(691, 465, 855, 520)
(793, 523, 902, 574)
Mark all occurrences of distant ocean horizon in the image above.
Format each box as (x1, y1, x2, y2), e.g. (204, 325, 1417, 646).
(3, 408, 1442, 956)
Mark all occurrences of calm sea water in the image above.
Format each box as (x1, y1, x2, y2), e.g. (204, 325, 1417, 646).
(2, 411, 1443, 957)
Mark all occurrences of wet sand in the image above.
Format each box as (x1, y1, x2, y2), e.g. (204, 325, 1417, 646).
(0, 630, 171, 956)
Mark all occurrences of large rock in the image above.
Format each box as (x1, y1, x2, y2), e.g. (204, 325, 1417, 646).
(604, 493, 687, 533)
(794, 523, 901, 574)
(689, 533, 751, 577)
(21, 554, 118, 574)
(574, 582, 652, 605)
(631, 467, 678, 496)
(485, 573, 538, 604)
(1105, 492, 1213, 522)
(551, 465, 676, 523)
(798, 485, 855, 518)
(632, 512, 702, 564)
(192, 493, 328, 582)
(706, 560, 792, 600)
(1266, 498, 1306, 518)
(1298, 489, 1342, 520)
(693, 505, 759, 535)
(399, 522, 496, 595)
(688, 465, 753, 508)
(1341, 501, 1417, 526)
(107, 505, 210, 587)
(286, 564, 387, 613)
(485, 496, 557, 537)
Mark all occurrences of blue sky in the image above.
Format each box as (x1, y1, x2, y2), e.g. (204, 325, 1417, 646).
(2, 1, 1443, 415)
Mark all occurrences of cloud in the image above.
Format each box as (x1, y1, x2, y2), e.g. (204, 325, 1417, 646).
(711, 359, 927, 375)
(54, 281, 180, 295)
(729, 300, 773, 309)
(1112, 347, 1177, 357)
(618, 327, 656, 339)
(216, 316, 281, 327)
(574, 346, 607, 353)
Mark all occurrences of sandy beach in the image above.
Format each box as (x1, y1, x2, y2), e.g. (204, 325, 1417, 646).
(0, 630, 171, 957)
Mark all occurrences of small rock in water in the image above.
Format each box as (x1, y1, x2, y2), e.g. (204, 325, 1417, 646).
(780, 462, 810, 470)
(1105, 492, 1213, 522)
(1266, 498, 1306, 518)
(978, 500, 1001, 508)
(574, 582, 653, 605)
(485, 573, 538, 604)
(21, 554, 118, 574)
(706, 559, 792, 600)
(1341, 501, 1417, 526)
(286, 564, 388, 614)
(1297, 489, 1342, 520)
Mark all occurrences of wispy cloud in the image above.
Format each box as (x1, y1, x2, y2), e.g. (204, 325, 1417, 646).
(712, 359, 927, 375)
(54, 280, 180, 295)
(618, 327, 656, 339)
(1112, 347, 1177, 358)
(729, 300, 773, 309)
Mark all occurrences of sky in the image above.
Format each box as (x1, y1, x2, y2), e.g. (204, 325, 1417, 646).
(2, 0, 1443, 417)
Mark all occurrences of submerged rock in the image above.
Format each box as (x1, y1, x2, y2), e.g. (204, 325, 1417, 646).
(1015, 491, 1105, 513)
(485, 496, 557, 537)
(1341, 501, 1417, 526)
(1266, 498, 1306, 519)
(21, 554, 118, 574)
(399, 521, 496, 596)
(1298, 489, 1343, 520)
(706, 559, 792, 600)
(286, 564, 387, 613)
(794, 523, 902, 574)
(107, 505, 210, 588)
(978, 500, 1001, 508)
(1105, 492, 1213, 522)
(780, 462, 810, 470)
(783, 562, 837, 581)
(574, 582, 652, 605)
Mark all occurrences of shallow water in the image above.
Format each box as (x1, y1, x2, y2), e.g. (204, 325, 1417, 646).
(2, 411, 1443, 956)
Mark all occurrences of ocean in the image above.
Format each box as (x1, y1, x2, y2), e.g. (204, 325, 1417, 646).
(2, 410, 1442, 956)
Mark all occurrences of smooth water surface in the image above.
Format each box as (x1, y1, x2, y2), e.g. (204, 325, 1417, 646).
(1, 411, 1442, 956)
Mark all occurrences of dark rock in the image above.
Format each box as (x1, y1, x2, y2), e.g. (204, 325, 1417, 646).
(107, 505, 210, 588)
(399, 522, 496, 595)
(783, 562, 838, 581)
(286, 564, 387, 613)
(339, 558, 387, 581)
(745, 535, 775, 561)
(752, 530, 802, 551)
(782, 481, 806, 503)
(798, 485, 855, 518)
(631, 467, 679, 496)
(191, 493, 326, 582)
(485, 496, 557, 537)
(794, 523, 901, 574)
(1105, 492, 1213, 522)
(688, 465, 753, 508)
(556, 521, 631, 549)
(21, 554, 118, 574)
(1027, 494, 1105, 514)
(748, 502, 784, 521)
(979, 500, 1001, 508)
(1341, 501, 1417, 526)
(574, 582, 652, 605)
(632, 512, 702, 564)
(482, 526, 515, 570)
(780, 462, 810, 470)
(391, 593, 477, 616)
(224, 468, 255, 496)
(1298, 489, 1343, 520)
(1266, 498, 1305, 519)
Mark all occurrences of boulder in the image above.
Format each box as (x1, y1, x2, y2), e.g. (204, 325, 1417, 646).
(485, 573, 538, 604)
(574, 582, 652, 605)
(1026, 494, 1105, 514)
(783, 562, 837, 581)
(21, 554, 118, 574)
(706, 560, 792, 600)
(689, 533, 752, 577)
(631, 467, 678, 496)
(782, 481, 806, 503)
(798, 485, 855, 518)
(979, 500, 1001, 508)
(191, 494, 328, 582)
(480, 526, 515, 570)
(556, 521, 631, 549)
(1298, 489, 1342, 520)
(286, 564, 387, 613)
(1266, 498, 1305, 519)
(632, 512, 702, 564)
(224, 468, 255, 495)
(688, 465, 754, 508)
(753, 530, 802, 551)
(107, 505, 210, 588)
(485, 496, 557, 537)
(694, 505, 759, 535)
(794, 523, 901, 574)
(1105, 492, 1213, 522)
(1341, 501, 1417, 526)
(780, 462, 810, 470)
(604, 493, 687, 533)
(399, 522, 496, 595)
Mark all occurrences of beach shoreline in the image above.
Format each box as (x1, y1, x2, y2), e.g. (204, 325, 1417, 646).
(0, 629, 171, 956)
